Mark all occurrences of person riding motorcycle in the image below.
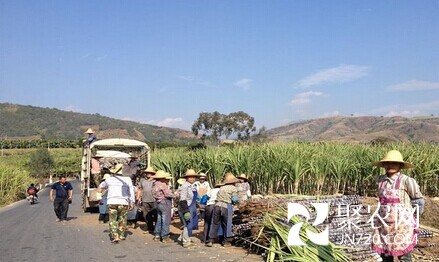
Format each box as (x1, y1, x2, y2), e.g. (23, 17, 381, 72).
(27, 184, 39, 200)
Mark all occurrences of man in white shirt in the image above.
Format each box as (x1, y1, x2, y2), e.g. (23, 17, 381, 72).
(99, 164, 135, 243)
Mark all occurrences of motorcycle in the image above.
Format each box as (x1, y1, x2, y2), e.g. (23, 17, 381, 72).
(27, 194, 38, 205)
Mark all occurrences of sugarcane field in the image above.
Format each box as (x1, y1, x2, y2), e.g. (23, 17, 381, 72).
(3, 140, 439, 261)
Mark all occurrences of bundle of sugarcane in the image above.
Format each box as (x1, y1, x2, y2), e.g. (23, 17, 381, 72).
(232, 194, 383, 261)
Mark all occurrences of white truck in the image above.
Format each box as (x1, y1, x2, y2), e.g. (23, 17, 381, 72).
(80, 138, 151, 212)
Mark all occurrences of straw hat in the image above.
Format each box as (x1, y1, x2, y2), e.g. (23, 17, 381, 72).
(177, 178, 186, 185)
(222, 172, 239, 185)
(215, 183, 224, 188)
(103, 174, 111, 181)
(199, 173, 207, 179)
(237, 173, 248, 181)
(109, 164, 123, 175)
(152, 170, 170, 179)
(144, 166, 156, 174)
(182, 169, 200, 178)
(85, 128, 94, 134)
(372, 150, 414, 169)
(165, 172, 173, 180)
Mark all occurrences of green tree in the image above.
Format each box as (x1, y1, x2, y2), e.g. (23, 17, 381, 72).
(27, 147, 55, 178)
(192, 111, 256, 142)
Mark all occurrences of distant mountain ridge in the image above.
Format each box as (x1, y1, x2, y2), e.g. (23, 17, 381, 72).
(267, 116, 439, 143)
(0, 103, 196, 143)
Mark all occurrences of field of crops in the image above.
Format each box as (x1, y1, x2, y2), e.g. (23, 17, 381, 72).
(0, 148, 81, 206)
(1, 142, 438, 207)
(152, 142, 439, 197)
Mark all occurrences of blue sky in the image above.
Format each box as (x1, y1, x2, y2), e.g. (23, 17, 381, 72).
(1, 1, 438, 130)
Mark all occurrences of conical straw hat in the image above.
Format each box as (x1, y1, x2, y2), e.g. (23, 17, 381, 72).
(222, 172, 239, 185)
(152, 170, 169, 179)
(85, 128, 94, 134)
(109, 164, 123, 174)
(372, 150, 414, 169)
(237, 173, 248, 181)
(177, 178, 186, 185)
(144, 166, 156, 174)
(182, 169, 200, 178)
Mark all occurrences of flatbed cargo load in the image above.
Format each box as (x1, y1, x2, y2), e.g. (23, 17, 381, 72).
(80, 138, 150, 211)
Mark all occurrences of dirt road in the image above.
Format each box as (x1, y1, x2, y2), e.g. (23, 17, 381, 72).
(0, 181, 262, 262)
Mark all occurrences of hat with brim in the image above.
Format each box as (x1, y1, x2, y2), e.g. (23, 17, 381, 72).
(372, 150, 414, 169)
(110, 164, 123, 175)
(177, 178, 186, 185)
(199, 173, 207, 179)
(215, 183, 224, 188)
(144, 166, 156, 174)
(85, 128, 94, 134)
(182, 169, 200, 178)
(222, 172, 239, 185)
(152, 170, 170, 179)
(237, 173, 248, 181)
(103, 174, 111, 181)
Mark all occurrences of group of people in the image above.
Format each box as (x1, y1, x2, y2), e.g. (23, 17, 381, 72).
(97, 165, 252, 246)
(49, 130, 426, 262)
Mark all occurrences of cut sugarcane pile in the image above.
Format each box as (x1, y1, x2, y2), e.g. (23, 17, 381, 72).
(233, 195, 377, 261)
(233, 195, 439, 261)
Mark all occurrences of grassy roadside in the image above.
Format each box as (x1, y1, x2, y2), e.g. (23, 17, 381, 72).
(0, 148, 81, 207)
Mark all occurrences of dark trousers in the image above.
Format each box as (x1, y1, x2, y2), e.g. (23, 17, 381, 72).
(203, 205, 214, 242)
(142, 201, 157, 232)
(54, 198, 69, 220)
(381, 252, 412, 262)
(209, 206, 229, 243)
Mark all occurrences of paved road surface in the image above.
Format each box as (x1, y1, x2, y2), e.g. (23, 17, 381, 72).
(0, 180, 261, 262)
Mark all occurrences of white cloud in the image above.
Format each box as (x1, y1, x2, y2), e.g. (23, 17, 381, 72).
(65, 105, 80, 112)
(147, 117, 185, 128)
(370, 100, 439, 117)
(178, 75, 195, 81)
(321, 110, 340, 118)
(387, 80, 439, 91)
(290, 91, 323, 105)
(297, 64, 369, 88)
(234, 78, 252, 91)
(177, 75, 214, 87)
(96, 55, 107, 62)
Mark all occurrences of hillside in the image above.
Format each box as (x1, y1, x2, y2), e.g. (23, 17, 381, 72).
(267, 116, 439, 144)
(0, 103, 196, 143)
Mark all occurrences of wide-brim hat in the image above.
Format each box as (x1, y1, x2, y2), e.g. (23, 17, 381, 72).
(152, 170, 171, 179)
(199, 172, 207, 178)
(372, 150, 414, 169)
(85, 128, 94, 134)
(177, 178, 186, 185)
(144, 166, 156, 174)
(103, 174, 111, 181)
(110, 164, 123, 174)
(182, 169, 200, 178)
(237, 173, 248, 181)
(222, 172, 239, 185)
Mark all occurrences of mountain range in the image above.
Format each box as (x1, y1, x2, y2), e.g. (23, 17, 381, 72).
(0, 103, 195, 144)
(267, 116, 439, 144)
(1, 103, 438, 144)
